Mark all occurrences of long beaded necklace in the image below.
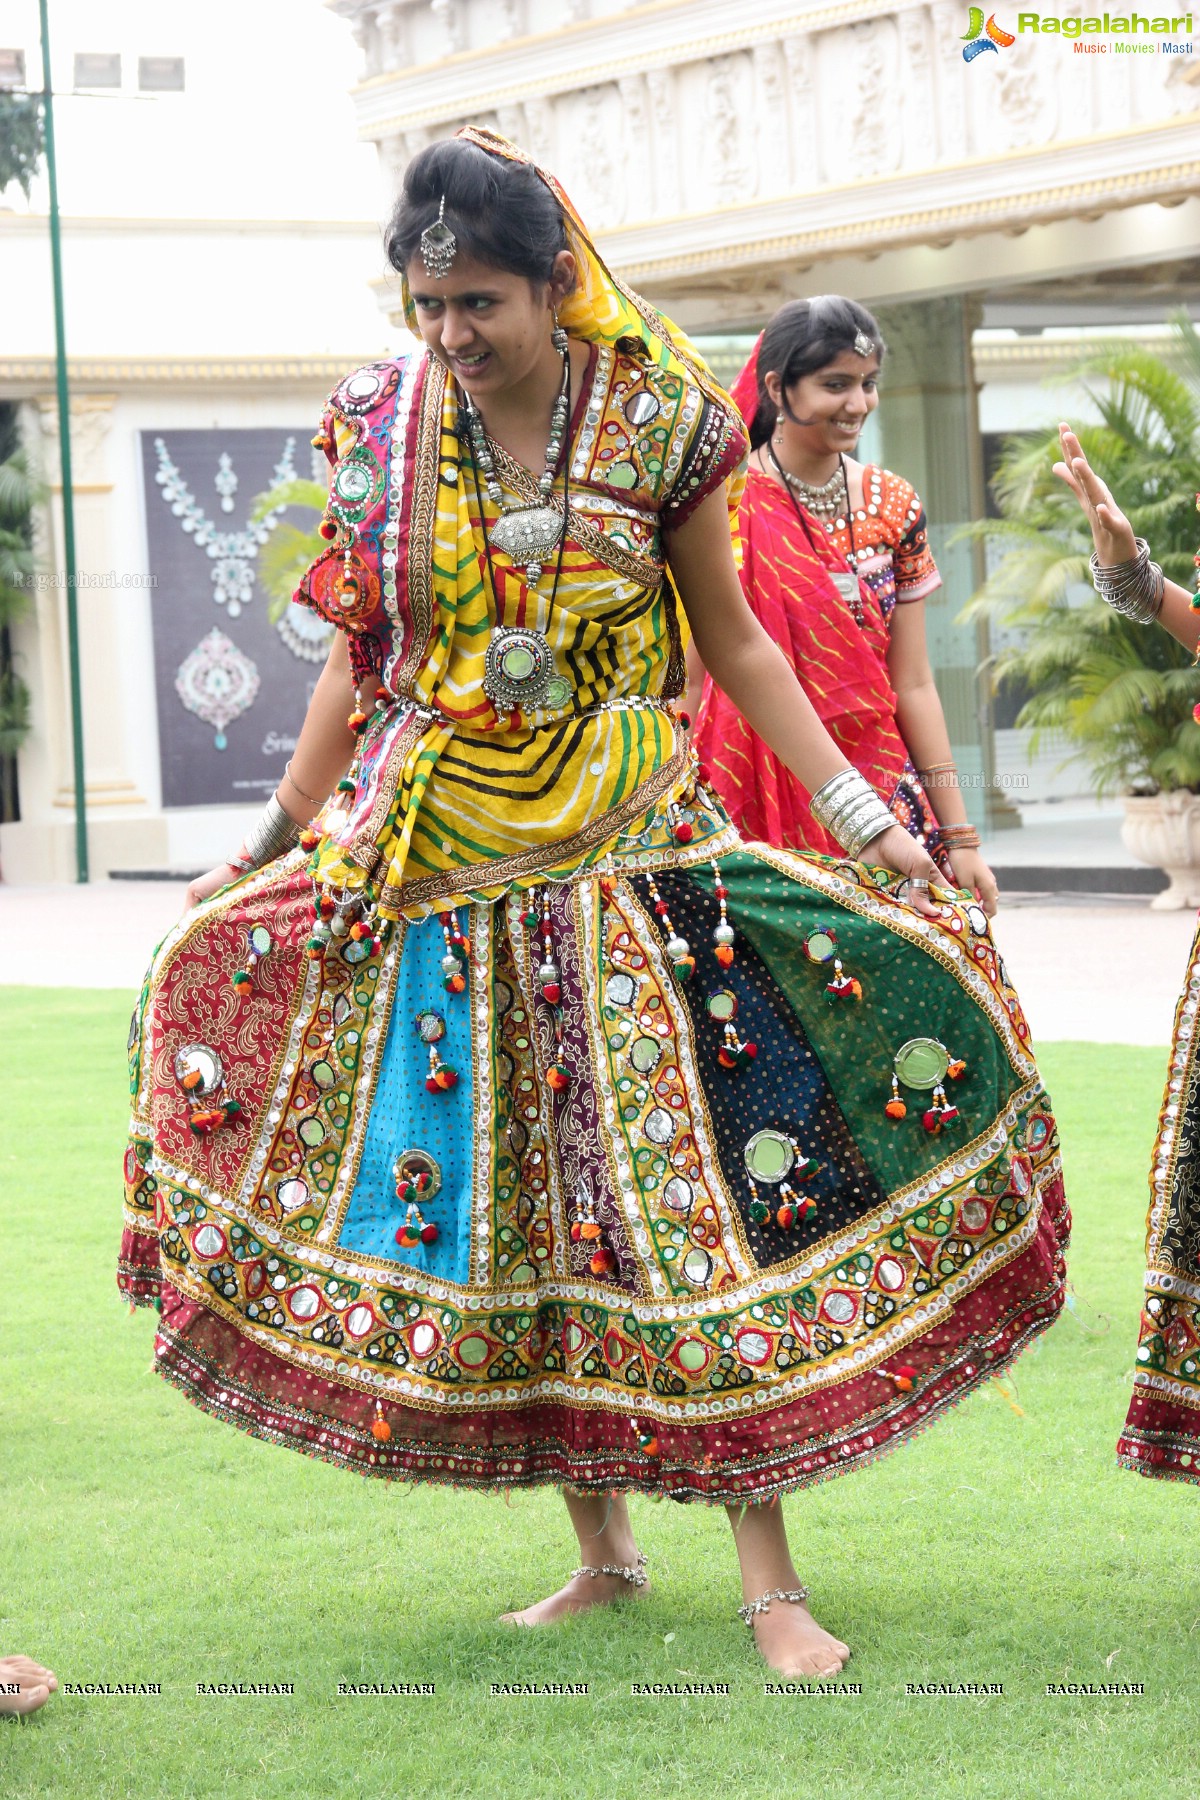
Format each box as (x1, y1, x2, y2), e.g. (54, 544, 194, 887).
(765, 445, 863, 625)
(460, 341, 573, 714)
(462, 331, 570, 587)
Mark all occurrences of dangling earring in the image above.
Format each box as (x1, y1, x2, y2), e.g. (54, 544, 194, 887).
(550, 304, 568, 356)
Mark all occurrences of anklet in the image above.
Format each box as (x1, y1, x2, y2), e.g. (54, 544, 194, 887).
(569, 1551, 648, 1588)
(737, 1585, 810, 1625)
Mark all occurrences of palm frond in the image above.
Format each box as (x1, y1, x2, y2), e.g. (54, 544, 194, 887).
(970, 317, 1200, 791)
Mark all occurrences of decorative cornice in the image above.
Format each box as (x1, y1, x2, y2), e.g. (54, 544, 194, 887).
(615, 158, 1200, 284)
(350, 0, 888, 126)
(972, 333, 1179, 376)
(0, 354, 383, 391)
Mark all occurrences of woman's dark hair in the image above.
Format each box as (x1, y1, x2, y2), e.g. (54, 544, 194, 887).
(747, 296, 886, 448)
(386, 137, 568, 286)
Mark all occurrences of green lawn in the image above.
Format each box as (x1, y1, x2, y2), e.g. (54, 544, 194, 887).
(1, 990, 1195, 1799)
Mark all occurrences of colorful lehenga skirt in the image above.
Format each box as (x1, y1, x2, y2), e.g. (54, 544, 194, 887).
(120, 809, 1069, 1500)
(1117, 920, 1200, 1485)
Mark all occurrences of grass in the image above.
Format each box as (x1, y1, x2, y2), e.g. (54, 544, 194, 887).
(1, 990, 1196, 1799)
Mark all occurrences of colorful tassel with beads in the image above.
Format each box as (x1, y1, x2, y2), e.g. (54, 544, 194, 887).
(646, 873, 694, 982)
(396, 1201, 438, 1248)
(885, 1073, 907, 1119)
(669, 800, 694, 845)
(425, 1046, 458, 1092)
(886, 1363, 917, 1395)
(636, 1421, 661, 1458)
(188, 1097, 241, 1138)
(299, 826, 321, 852)
(717, 1023, 757, 1071)
(547, 1062, 571, 1093)
(947, 1057, 967, 1080)
(371, 1399, 392, 1442)
(922, 1083, 957, 1133)
(230, 923, 271, 997)
(440, 912, 469, 994)
(533, 888, 563, 1004)
(711, 859, 735, 967)
(825, 958, 862, 1002)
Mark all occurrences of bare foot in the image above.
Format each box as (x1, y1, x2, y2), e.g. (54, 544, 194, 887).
(0, 1655, 58, 1719)
(501, 1560, 650, 1626)
(750, 1602, 850, 1678)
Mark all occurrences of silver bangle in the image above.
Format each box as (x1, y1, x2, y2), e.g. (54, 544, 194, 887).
(1089, 537, 1164, 625)
(238, 793, 300, 870)
(811, 769, 894, 858)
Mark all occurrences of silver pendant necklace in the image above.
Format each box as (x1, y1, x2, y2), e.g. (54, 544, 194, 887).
(464, 333, 570, 587)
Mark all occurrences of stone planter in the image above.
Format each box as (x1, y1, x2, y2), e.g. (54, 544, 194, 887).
(1121, 791, 1200, 910)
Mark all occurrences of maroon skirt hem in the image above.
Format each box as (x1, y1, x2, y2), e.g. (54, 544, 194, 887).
(127, 1179, 1069, 1503)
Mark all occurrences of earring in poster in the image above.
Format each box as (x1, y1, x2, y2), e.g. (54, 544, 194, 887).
(173, 627, 261, 750)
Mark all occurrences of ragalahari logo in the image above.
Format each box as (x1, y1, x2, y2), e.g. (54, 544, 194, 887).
(961, 7, 1017, 56)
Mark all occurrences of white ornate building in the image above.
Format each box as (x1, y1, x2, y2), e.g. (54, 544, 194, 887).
(331, 0, 1200, 825)
(2, 0, 1197, 878)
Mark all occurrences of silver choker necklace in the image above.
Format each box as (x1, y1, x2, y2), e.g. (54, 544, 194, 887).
(777, 460, 847, 521)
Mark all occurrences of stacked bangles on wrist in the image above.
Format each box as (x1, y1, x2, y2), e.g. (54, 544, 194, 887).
(228, 794, 301, 875)
(810, 768, 897, 860)
(1089, 537, 1165, 625)
(935, 822, 981, 852)
(228, 762, 335, 874)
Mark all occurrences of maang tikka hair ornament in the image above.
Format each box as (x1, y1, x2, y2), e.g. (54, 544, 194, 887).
(420, 195, 457, 279)
(853, 329, 874, 358)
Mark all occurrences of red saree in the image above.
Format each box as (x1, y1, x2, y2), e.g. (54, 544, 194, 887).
(695, 467, 945, 862)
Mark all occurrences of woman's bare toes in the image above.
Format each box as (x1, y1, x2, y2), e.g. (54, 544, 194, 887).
(0, 1657, 57, 1719)
(500, 1567, 650, 1627)
(749, 1603, 850, 1680)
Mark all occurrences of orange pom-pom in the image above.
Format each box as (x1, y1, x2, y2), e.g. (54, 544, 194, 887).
(299, 828, 320, 852)
(318, 517, 338, 541)
(371, 1414, 392, 1442)
(775, 1203, 796, 1229)
(580, 1221, 602, 1242)
(885, 1099, 907, 1119)
(589, 1245, 616, 1276)
(947, 1059, 966, 1080)
(181, 1068, 203, 1091)
(547, 1064, 571, 1092)
(715, 944, 734, 968)
(570, 1221, 582, 1243)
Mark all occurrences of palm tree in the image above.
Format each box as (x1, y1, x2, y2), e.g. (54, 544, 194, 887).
(963, 314, 1200, 796)
(249, 476, 329, 626)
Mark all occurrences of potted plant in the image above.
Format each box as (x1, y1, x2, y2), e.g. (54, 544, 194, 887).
(964, 314, 1200, 907)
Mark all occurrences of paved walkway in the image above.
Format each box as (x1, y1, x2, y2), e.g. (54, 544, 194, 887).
(0, 879, 1194, 1048)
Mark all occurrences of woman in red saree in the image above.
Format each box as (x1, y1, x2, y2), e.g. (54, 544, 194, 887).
(692, 298, 998, 912)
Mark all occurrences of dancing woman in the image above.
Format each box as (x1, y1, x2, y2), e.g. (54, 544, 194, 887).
(119, 130, 1069, 1677)
(1055, 423, 1200, 1484)
(692, 299, 998, 913)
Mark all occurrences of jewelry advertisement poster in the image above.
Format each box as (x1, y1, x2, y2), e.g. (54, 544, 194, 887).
(141, 428, 333, 807)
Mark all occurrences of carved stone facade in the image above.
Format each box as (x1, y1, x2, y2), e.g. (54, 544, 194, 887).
(331, 0, 1200, 329)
